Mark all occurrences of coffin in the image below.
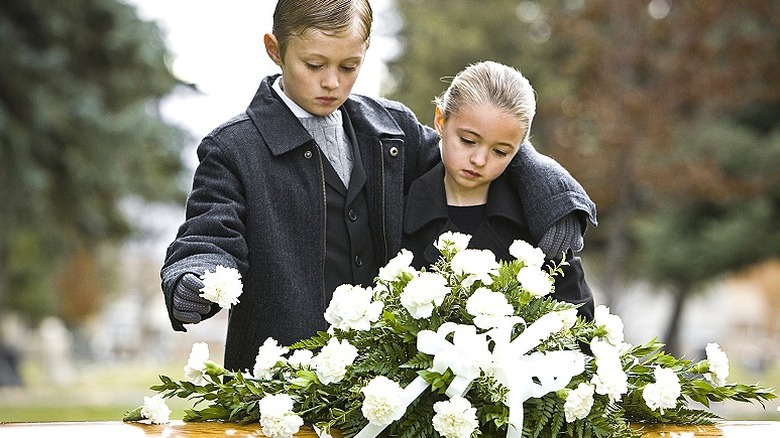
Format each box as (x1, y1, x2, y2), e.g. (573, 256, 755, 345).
(1, 420, 780, 437)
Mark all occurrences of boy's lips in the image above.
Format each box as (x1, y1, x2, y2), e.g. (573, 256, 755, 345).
(462, 169, 481, 178)
(316, 96, 338, 105)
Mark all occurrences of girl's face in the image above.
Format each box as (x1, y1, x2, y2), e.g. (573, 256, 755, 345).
(435, 103, 524, 203)
(265, 25, 367, 117)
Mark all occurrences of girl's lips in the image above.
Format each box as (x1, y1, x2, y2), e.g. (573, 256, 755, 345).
(462, 169, 481, 178)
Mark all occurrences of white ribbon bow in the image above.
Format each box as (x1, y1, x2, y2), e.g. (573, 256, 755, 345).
(488, 310, 585, 438)
(355, 310, 584, 438)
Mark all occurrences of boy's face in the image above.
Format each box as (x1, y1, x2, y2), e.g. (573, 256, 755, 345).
(435, 104, 523, 201)
(265, 26, 367, 116)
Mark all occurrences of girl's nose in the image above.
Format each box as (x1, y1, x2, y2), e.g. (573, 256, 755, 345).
(470, 148, 488, 166)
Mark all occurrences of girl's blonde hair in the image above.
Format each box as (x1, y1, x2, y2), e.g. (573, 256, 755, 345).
(435, 61, 537, 141)
(272, 0, 373, 56)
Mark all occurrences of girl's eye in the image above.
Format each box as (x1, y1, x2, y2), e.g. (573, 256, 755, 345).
(493, 149, 509, 157)
(306, 63, 323, 70)
(341, 65, 358, 72)
(460, 137, 476, 145)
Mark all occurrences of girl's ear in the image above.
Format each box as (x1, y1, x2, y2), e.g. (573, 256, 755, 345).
(264, 33, 283, 65)
(433, 106, 445, 135)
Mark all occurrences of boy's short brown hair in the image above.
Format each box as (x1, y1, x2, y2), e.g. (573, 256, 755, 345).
(272, 0, 373, 56)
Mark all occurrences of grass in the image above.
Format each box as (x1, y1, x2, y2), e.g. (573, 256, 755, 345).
(0, 358, 191, 423)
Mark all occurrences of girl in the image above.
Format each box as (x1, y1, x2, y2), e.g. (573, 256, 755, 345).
(161, 2, 596, 372)
(403, 61, 594, 320)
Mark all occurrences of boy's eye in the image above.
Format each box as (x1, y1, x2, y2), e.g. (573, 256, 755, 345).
(306, 63, 323, 70)
(340, 65, 358, 72)
(459, 137, 476, 145)
(493, 149, 509, 157)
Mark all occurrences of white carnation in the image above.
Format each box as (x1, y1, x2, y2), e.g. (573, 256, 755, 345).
(183, 342, 210, 385)
(310, 338, 358, 385)
(643, 367, 681, 414)
(141, 394, 171, 424)
(590, 340, 628, 403)
(432, 396, 479, 438)
(705, 342, 729, 386)
(508, 239, 545, 269)
(199, 265, 243, 309)
(516, 266, 554, 297)
(253, 338, 289, 380)
(324, 284, 384, 331)
(435, 231, 472, 253)
(594, 305, 625, 346)
(466, 287, 516, 329)
(360, 376, 406, 426)
(377, 249, 416, 282)
(564, 383, 595, 422)
(400, 272, 450, 319)
(451, 248, 499, 287)
(259, 394, 303, 438)
(287, 349, 314, 368)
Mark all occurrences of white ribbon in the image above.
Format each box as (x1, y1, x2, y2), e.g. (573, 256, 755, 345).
(417, 322, 493, 397)
(488, 310, 585, 438)
(354, 310, 584, 438)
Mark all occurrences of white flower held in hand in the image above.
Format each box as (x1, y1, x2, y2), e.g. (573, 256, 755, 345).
(199, 265, 243, 309)
(258, 394, 303, 438)
(431, 396, 479, 438)
(141, 394, 171, 424)
(360, 376, 406, 426)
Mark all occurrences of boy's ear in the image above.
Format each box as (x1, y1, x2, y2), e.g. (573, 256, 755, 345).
(264, 33, 282, 65)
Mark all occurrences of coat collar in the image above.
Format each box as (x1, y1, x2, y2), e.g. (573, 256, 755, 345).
(403, 162, 526, 234)
(245, 75, 405, 157)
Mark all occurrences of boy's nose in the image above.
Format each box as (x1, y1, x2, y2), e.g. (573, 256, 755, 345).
(321, 69, 339, 90)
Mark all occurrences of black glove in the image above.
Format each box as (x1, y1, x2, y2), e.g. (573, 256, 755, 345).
(171, 273, 212, 324)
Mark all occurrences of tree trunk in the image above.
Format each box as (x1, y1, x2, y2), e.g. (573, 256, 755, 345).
(663, 284, 690, 357)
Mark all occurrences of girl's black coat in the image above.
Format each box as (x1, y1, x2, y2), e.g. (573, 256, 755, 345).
(161, 75, 597, 371)
(403, 163, 595, 321)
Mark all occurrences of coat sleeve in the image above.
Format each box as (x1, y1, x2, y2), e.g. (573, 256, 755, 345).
(160, 136, 249, 331)
(551, 251, 595, 321)
(507, 141, 598, 245)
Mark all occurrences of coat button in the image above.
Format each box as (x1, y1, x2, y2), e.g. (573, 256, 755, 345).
(388, 146, 399, 157)
(348, 209, 358, 222)
(304, 150, 313, 159)
(354, 255, 363, 267)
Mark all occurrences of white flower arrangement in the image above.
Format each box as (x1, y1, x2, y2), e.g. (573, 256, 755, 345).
(125, 233, 776, 438)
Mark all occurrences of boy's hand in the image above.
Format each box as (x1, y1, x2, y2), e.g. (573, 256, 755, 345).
(172, 273, 212, 324)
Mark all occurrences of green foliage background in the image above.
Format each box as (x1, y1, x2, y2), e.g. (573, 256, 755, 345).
(0, 0, 187, 321)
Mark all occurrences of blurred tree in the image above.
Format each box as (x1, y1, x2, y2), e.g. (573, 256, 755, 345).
(389, 0, 780, 354)
(0, 0, 187, 324)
